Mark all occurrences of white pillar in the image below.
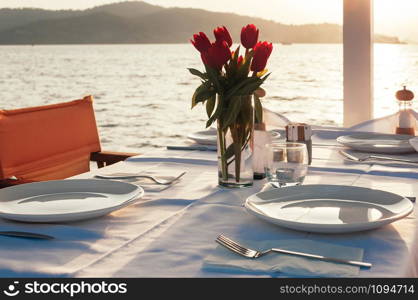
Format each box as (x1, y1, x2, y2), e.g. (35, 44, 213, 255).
(343, 0, 374, 127)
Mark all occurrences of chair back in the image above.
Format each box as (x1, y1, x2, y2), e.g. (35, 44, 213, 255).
(0, 96, 101, 181)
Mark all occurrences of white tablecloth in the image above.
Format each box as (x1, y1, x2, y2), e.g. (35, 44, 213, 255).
(0, 127, 417, 277)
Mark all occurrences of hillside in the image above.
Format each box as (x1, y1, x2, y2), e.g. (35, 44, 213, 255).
(0, 1, 401, 44)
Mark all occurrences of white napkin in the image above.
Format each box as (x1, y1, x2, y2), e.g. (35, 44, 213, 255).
(263, 107, 291, 130)
(204, 238, 364, 277)
(349, 110, 418, 134)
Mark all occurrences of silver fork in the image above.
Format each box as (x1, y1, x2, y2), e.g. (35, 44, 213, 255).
(95, 171, 187, 185)
(339, 150, 418, 164)
(216, 235, 372, 268)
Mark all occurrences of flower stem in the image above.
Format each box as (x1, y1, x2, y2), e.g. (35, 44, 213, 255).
(218, 123, 228, 181)
(230, 125, 242, 183)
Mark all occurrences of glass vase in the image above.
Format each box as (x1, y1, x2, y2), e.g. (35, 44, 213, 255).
(217, 95, 254, 188)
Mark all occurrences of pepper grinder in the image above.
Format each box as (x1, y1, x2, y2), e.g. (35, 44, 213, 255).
(396, 86, 415, 136)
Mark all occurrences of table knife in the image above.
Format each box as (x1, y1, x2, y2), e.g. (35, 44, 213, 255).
(167, 145, 217, 151)
(0, 231, 55, 240)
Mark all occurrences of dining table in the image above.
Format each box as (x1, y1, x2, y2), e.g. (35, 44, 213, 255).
(0, 125, 417, 278)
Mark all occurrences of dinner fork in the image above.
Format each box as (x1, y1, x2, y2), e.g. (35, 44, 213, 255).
(216, 235, 372, 268)
(339, 150, 418, 164)
(95, 171, 187, 185)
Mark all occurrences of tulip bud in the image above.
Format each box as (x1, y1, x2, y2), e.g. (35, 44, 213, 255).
(191, 32, 211, 53)
(201, 41, 232, 71)
(250, 41, 273, 72)
(214, 26, 233, 48)
(241, 24, 259, 49)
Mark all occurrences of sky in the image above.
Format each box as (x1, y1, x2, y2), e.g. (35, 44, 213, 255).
(0, 0, 417, 41)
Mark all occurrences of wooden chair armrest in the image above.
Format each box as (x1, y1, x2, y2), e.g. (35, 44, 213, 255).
(0, 178, 35, 189)
(0, 152, 140, 188)
(90, 151, 139, 168)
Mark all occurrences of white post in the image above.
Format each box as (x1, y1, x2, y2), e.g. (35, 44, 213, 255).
(343, 0, 374, 127)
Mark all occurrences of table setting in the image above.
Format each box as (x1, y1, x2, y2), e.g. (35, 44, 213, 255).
(0, 24, 417, 278)
(0, 126, 416, 277)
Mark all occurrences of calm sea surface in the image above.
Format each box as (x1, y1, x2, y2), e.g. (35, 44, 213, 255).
(1, 44, 417, 152)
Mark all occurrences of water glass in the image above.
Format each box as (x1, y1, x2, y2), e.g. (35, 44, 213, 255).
(265, 142, 309, 187)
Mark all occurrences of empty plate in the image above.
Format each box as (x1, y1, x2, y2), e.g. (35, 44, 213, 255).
(188, 128, 281, 145)
(245, 185, 413, 233)
(337, 133, 415, 154)
(0, 179, 144, 223)
(187, 128, 217, 145)
(409, 137, 418, 152)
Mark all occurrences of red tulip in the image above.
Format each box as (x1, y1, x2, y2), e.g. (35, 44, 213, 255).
(214, 26, 232, 47)
(250, 41, 273, 72)
(191, 32, 211, 53)
(201, 41, 232, 71)
(241, 24, 259, 49)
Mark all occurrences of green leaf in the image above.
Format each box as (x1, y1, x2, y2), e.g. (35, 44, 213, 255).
(222, 96, 243, 129)
(236, 51, 254, 79)
(224, 77, 259, 99)
(205, 66, 223, 94)
(221, 144, 235, 162)
(228, 46, 240, 77)
(206, 95, 224, 128)
(261, 73, 271, 82)
(236, 80, 263, 96)
(188, 68, 208, 80)
(206, 95, 216, 118)
(233, 46, 240, 61)
(206, 115, 218, 128)
(196, 89, 216, 102)
(239, 95, 254, 125)
(235, 73, 270, 97)
(192, 81, 212, 108)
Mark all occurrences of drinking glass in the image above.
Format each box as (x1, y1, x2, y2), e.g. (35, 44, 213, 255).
(265, 142, 309, 187)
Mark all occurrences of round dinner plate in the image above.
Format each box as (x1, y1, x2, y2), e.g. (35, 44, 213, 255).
(336, 133, 415, 154)
(187, 128, 217, 145)
(245, 185, 413, 233)
(188, 128, 282, 145)
(0, 179, 144, 223)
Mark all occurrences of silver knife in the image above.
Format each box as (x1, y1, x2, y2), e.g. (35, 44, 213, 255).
(167, 145, 217, 151)
(0, 231, 55, 240)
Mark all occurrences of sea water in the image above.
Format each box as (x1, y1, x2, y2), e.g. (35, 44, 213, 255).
(1, 43, 417, 152)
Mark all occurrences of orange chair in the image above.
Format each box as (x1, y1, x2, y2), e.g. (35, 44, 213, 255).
(0, 95, 138, 188)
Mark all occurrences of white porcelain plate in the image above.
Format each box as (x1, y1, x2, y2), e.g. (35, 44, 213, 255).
(245, 185, 413, 233)
(337, 133, 415, 154)
(0, 179, 144, 223)
(188, 128, 281, 145)
(187, 128, 217, 145)
(408, 137, 418, 152)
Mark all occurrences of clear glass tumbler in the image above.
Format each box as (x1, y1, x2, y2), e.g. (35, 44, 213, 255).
(265, 142, 308, 187)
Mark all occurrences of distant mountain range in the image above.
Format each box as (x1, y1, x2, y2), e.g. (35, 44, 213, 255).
(0, 1, 401, 44)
